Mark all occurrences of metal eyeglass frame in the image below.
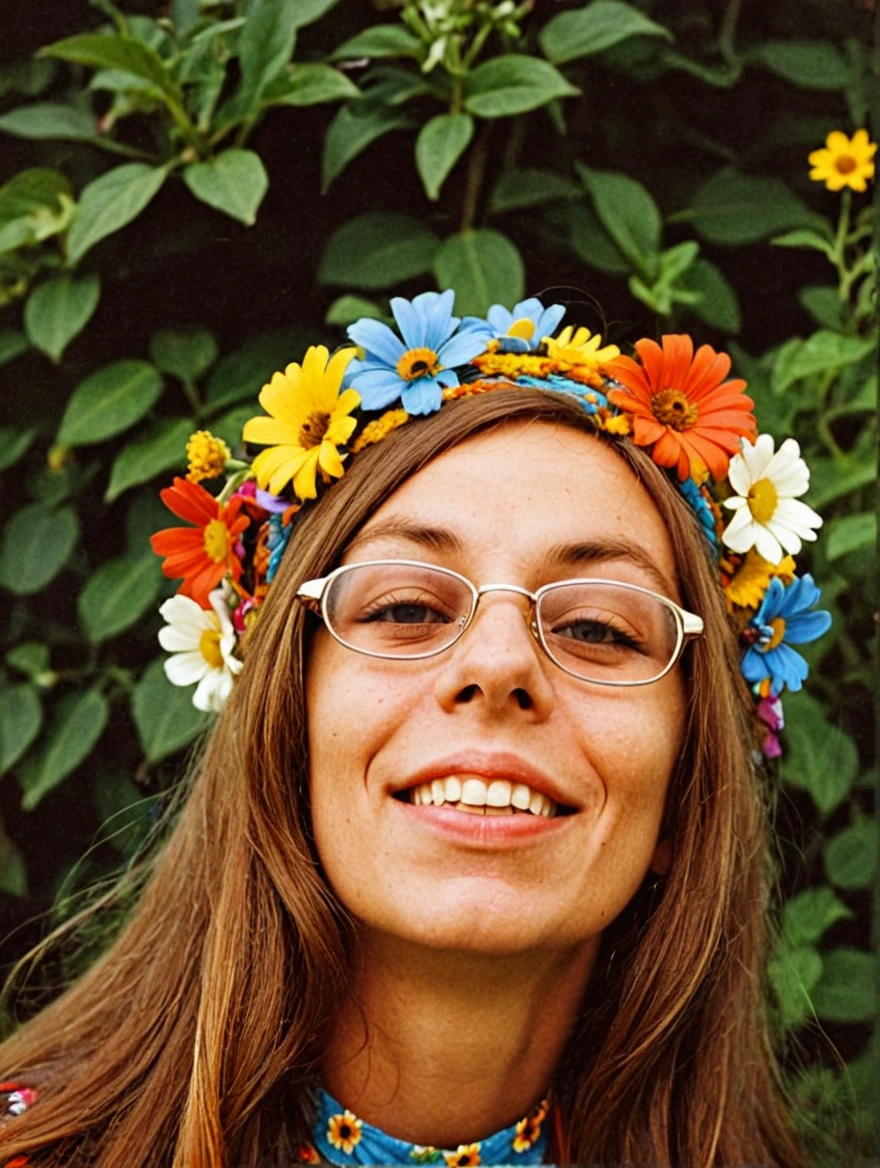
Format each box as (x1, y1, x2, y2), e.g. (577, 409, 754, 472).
(296, 558, 704, 687)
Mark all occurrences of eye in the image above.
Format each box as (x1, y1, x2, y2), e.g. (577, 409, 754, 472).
(365, 601, 450, 625)
(553, 618, 642, 650)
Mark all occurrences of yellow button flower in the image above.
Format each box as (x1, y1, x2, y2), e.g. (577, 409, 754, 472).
(186, 430, 231, 483)
(242, 345, 360, 501)
(808, 129, 876, 193)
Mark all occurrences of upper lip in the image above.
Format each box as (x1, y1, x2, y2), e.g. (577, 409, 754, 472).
(392, 751, 580, 810)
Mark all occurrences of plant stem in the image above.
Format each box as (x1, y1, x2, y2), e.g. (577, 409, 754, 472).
(718, 0, 742, 67)
(460, 122, 491, 232)
(833, 189, 852, 298)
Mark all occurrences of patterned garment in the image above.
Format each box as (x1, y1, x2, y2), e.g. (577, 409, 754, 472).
(1, 1083, 555, 1166)
(0, 1082, 36, 1167)
(306, 1088, 551, 1166)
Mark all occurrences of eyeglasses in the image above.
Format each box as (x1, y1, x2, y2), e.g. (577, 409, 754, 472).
(297, 559, 703, 687)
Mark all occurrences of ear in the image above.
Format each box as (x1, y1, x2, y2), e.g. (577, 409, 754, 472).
(648, 836, 672, 877)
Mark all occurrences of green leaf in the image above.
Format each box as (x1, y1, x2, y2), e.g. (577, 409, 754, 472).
(539, 0, 672, 65)
(0, 684, 42, 776)
(691, 167, 818, 245)
(0, 503, 79, 595)
(149, 327, 217, 383)
(0, 102, 99, 142)
(39, 33, 180, 101)
(465, 55, 579, 118)
(262, 62, 359, 107)
(799, 286, 848, 332)
(490, 168, 581, 213)
(547, 203, 631, 275)
(57, 359, 164, 447)
(416, 113, 473, 201)
(5, 641, 50, 678)
(105, 416, 193, 502)
(183, 149, 268, 225)
(0, 829, 27, 897)
(210, 404, 257, 450)
(811, 948, 876, 1023)
(132, 657, 211, 763)
(678, 258, 741, 333)
(206, 329, 309, 410)
(19, 689, 110, 810)
(0, 167, 71, 253)
(783, 886, 852, 948)
(322, 103, 413, 192)
(290, 0, 342, 27)
(767, 945, 823, 1029)
(231, 0, 299, 117)
(577, 165, 661, 278)
(78, 554, 163, 643)
(773, 330, 876, 392)
(0, 330, 28, 366)
(747, 40, 850, 91)
(825, 818, 878, 890)
(325, 295, 384, 327)
(771, 228, 835, 258)
(319, 212, 439, 290)
(825, 512, 876, 562)
(68, 163, 167, 264)
(781, 692, 858, 816)
(93, 771, 153, 858)
(809, 449, 877, 510)
(331, 25, 425, 62)
(0, 426, 38, 472)
(433, 229, 525, 317)
(24, 272, 100, 362)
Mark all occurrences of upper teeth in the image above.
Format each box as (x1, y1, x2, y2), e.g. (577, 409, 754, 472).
(408, 776, 557, 817)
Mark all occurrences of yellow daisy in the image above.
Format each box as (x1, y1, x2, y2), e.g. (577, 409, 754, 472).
(186, 430, 230, 483)
(808, 129, 876, 193)
(242, 345, 360, 500)
(543, 325, 620, 369)
(327, 1109, 363, 1154)
(725, 549, 796, 611)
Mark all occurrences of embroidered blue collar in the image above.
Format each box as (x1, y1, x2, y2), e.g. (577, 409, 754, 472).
(309, 1087, 551, 1166)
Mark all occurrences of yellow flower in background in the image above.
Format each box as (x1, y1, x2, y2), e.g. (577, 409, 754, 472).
(543, 325, 620, 369)
(242, 345, 360, 500)
(808, 129, 876, 193)
(186, 430, 230, 483)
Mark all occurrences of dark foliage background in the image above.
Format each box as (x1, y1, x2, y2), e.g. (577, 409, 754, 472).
(0, 0, 876, 1160)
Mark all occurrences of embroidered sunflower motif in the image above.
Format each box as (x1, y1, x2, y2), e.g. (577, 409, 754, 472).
(443, 1143, 481, 1167)
(298, 1141, 322, 1163)
(512, 1115, 543, 1153)
(327, 1109, 363, 1155)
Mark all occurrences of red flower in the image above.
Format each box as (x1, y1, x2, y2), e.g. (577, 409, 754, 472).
(150, 478, 249, 608)
(608, 334, 755, 481)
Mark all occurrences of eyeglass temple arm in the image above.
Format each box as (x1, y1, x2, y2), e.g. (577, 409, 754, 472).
(682, 612, 704, 636)
(296, 577, 325, 612)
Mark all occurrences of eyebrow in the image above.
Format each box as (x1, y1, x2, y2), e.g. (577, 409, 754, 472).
(347, 521, 677, 596)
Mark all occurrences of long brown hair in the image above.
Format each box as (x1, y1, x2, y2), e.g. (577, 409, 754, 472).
(0, 389, 803, 1167)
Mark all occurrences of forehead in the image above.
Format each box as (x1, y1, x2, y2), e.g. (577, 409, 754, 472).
(346, 421, 680, 597)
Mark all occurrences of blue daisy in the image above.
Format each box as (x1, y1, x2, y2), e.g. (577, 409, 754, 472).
(462, 297, 566, 353)
(677, 477, 719, 553)
(741, 574, 831, 694)
(345, 290, 485, 416)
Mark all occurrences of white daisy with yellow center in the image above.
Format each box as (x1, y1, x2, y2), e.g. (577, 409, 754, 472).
(158, 586, 242, 712)
(722, 434, 823, 565)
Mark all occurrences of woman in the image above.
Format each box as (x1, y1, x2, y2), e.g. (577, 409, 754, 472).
(0, 293, 829, 1166)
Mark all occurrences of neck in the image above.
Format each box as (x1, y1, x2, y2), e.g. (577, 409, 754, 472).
(321, 930, 598, 1149)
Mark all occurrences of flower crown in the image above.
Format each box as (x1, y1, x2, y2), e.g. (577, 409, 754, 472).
(150, 291, 831, 756)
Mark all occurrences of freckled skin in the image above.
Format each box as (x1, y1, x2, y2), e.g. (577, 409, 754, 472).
(307, 422, 685, 958)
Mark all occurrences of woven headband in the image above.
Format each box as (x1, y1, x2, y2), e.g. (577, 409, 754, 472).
(150, 291, 831, 756)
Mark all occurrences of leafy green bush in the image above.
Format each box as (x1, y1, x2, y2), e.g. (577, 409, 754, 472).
(0, 0, 876, 1156)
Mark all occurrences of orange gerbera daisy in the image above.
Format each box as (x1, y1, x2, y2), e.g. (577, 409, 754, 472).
(607, 335, 755, 482)
(150, 477, 249, 608)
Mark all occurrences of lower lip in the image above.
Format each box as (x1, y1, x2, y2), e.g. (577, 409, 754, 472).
(394, 798, 573, 845)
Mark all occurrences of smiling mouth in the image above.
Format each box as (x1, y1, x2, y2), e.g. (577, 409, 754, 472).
(395, 776, 574, 818)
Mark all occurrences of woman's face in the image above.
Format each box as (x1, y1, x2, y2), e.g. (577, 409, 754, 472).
(307, 422, 687, 957)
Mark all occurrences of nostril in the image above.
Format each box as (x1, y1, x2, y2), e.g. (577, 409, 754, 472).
(454, 683, 480, 704)
(513, 687, 532, 711)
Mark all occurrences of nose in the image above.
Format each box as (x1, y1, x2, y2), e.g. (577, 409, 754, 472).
(433, 591, 555, 720)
